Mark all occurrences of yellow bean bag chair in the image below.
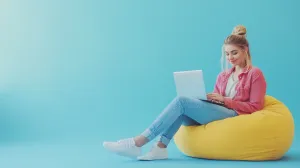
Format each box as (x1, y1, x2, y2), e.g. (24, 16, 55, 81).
(174, 95, 295, 161)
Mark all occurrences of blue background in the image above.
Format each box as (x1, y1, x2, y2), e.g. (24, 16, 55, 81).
(0, 0, 299, 167)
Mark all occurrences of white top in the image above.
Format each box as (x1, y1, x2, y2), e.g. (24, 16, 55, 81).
(225, 73, 239, 98)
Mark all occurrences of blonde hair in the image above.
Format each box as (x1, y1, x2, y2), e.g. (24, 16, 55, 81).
(221, 25, 252, 71)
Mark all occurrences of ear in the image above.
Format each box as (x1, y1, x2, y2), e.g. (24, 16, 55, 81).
(243, 46, 249, 52)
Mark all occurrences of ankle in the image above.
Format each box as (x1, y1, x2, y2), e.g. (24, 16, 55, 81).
(134, 135, 148, 147)
(157, 141, 167, 148)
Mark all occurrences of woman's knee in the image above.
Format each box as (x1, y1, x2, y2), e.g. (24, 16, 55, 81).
(174, 96, 192, 104)
(174, 96, 200, 106)
(173, 96, 196, 113)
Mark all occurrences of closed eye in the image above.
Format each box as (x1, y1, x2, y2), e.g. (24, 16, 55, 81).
(231, 50, 238, 55)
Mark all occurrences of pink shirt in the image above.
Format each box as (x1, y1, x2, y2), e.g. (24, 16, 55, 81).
(213, 66, 267, 115)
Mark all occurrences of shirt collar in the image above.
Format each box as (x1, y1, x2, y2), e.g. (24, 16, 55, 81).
(227, 65, 252, 75)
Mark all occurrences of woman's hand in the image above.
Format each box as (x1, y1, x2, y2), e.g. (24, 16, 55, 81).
(207, 93, 225, 102)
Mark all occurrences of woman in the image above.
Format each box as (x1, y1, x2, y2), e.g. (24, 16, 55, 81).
(103, 25, 267, 161)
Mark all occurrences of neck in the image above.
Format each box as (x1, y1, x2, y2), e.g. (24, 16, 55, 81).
(234, 64, 246, 73)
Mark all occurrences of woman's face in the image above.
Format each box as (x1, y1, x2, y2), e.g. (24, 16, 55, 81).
(224, 44, 247, 67)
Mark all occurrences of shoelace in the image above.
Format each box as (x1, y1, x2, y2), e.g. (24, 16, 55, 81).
(117, 138, 135, 148)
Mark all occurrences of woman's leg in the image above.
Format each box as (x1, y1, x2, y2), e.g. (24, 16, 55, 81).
(140, 96, 237, 146)
(136, 115, 201, 160)
(103, 96, 237, 159)
(156, 115, 200, 148)
(136, 96, 237, 160)
(158, 97, 236, 146)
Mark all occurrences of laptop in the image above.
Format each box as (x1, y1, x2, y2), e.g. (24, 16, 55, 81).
(173, 70, 225, 106)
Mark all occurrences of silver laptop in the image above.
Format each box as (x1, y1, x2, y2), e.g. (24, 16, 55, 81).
(173, 70, 225, 106)
(173, 70, 207, 100)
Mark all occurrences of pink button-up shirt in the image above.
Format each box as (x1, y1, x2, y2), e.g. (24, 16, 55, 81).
(213, 66, 267, 115)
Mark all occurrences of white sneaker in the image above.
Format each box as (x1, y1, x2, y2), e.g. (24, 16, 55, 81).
(103, 138, 141, 158)
(137, 144, 168, 161)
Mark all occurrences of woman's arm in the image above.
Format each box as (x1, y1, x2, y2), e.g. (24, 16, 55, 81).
(213, 73, 222, 94)
(223, 70, 267, 114)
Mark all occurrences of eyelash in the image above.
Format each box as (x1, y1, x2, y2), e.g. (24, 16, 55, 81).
(226, 52, 238, 56)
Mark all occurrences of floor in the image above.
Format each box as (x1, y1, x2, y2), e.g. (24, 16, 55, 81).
(0, 141, 299, 168)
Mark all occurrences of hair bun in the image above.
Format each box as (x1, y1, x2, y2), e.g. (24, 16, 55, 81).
(232, 25, 247, 36)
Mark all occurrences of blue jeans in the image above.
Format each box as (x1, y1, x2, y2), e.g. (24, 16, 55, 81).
(141, 96, 238, 146)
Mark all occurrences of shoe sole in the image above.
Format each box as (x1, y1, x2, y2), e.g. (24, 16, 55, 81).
(137, 156, 168, 161)
(103, 142, 141, 159)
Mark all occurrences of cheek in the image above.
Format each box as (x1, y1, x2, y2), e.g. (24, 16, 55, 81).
(235, 54, 243, 61)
